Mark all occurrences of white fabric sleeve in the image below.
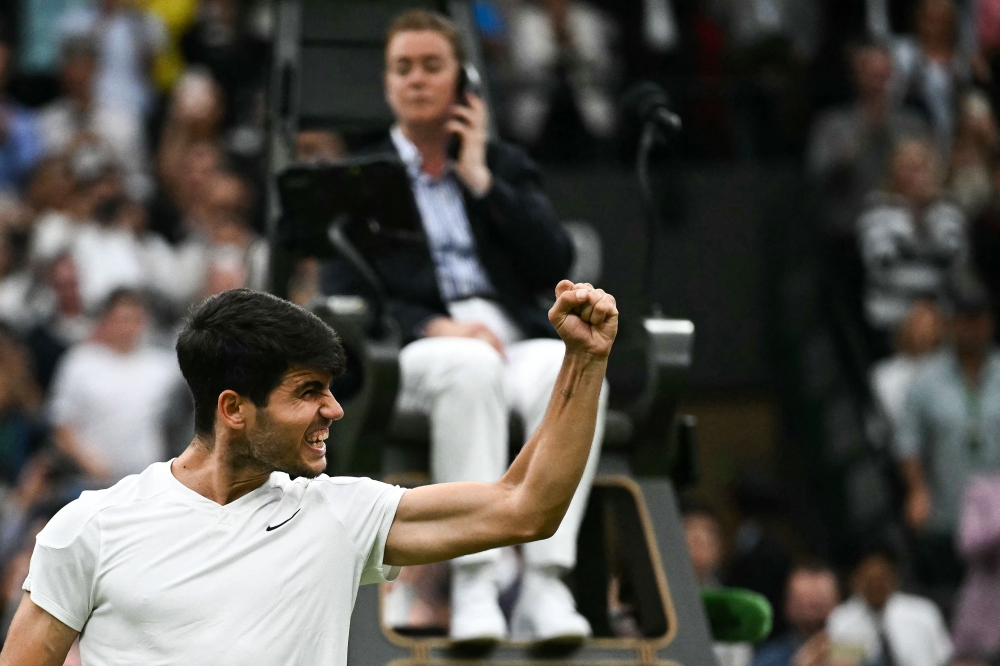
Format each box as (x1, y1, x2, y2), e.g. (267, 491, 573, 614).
(319, 478, 407, 585)
(22, 503, 101, 632)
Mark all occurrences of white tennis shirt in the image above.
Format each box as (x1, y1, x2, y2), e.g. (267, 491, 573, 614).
(23, 461, 407, 665)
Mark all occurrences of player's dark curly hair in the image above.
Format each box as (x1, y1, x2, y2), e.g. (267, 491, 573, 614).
(176, 289, 346, 437)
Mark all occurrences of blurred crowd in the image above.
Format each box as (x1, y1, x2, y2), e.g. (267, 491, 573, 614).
(0, 0, 275, 657)
(480, 1, 1000, 665)
(0, 0, 998, 665)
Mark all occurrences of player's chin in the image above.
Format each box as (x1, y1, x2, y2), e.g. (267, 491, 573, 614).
(300, 440, 328, 474)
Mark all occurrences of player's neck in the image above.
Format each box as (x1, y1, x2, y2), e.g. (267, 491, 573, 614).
(172, 439, 273, 505)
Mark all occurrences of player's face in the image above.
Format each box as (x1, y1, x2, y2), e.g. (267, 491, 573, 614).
(244, 367, 344, 478)
(385, 30, 460, 129)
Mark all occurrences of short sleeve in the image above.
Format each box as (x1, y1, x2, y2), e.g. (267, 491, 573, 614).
(318, 477, 407, 585)
(23, 505, 101, 632)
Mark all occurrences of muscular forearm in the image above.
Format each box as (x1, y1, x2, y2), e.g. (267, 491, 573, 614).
(501, 351, 606, 537)
(383, 282, 616, 566)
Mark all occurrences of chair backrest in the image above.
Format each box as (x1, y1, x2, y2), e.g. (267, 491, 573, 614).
(267, 0, 489, 238)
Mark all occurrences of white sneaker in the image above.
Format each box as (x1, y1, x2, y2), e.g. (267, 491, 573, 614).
(511, 567, 592, 644)
(449, 562, 508, 644)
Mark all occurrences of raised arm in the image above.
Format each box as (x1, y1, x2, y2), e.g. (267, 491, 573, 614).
(384, 280, 617, 566)
(0, 594, 78, 666)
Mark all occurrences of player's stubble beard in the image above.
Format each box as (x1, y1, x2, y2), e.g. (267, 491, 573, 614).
(243, 407, 324, 479)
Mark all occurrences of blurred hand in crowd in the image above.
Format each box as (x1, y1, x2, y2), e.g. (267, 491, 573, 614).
(905, 474, 933, 530)
(793, 632, 830, 666)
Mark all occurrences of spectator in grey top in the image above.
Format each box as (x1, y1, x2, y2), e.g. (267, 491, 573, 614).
(857, 137, 967, 334)
(896, 278, 1000, 589)
(807, 39, 928, 237)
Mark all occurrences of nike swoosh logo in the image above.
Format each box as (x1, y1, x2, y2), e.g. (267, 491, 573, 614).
(265, 509, 301, 532)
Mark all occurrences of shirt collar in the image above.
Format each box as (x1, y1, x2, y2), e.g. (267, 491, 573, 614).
(390, 125, 451, 182)
(390, 125, 421, 176)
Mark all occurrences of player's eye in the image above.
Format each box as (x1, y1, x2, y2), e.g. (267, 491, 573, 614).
(394, 60, 412, 76)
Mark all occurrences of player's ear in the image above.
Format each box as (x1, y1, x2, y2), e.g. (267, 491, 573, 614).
(217, 390, 247, 430)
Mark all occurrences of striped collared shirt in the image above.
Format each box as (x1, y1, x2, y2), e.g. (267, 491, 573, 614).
(390, 126, 495, 302)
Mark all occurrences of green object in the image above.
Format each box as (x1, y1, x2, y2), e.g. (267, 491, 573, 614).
(701, 587, 773, 643)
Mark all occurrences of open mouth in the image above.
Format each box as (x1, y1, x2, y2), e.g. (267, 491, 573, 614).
(304, 428, 329, 455)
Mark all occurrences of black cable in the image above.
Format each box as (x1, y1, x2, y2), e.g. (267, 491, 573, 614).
(636, 121, 664, 314)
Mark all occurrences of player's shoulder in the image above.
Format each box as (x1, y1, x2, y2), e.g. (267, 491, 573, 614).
(269, 472, 387, 488)
(37, 463, 172, 549)
(276, 473, 403, 512)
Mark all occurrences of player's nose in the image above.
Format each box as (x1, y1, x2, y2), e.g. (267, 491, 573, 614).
(320, 395, 344, 422)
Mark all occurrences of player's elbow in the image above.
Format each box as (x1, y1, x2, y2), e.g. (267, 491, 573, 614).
(504, 488, 565, 542)
(515, 510, 562, 543)
(533, 517, 561, 541)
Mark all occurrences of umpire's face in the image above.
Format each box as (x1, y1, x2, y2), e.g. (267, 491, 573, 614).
(385, 29, 460, 130)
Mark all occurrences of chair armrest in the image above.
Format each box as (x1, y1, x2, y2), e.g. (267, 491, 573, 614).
(628, 318, 695, 476)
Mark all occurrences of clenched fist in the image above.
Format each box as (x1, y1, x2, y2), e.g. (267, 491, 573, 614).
(548, 281, 619, 357)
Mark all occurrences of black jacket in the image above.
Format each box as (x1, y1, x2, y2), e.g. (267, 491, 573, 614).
(321, 138, 573, 343)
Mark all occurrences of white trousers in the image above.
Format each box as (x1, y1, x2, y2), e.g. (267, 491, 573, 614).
(396, 337, 607, 570)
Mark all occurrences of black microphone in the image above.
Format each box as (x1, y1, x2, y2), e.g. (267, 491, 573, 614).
(622, 81, 682, 132)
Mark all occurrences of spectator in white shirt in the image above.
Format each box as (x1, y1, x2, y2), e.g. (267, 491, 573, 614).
(31, 143, 175, 312)
(48, 289, 182, 485)
(826, 543, 953, 666)
(38, 35, 150, 200)
(870, 299, 943, 429)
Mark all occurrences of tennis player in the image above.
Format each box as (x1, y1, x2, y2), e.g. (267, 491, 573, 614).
(0, 279, 617, 665)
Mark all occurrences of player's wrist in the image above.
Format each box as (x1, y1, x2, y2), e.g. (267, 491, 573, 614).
(563, 347, 610, 365)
